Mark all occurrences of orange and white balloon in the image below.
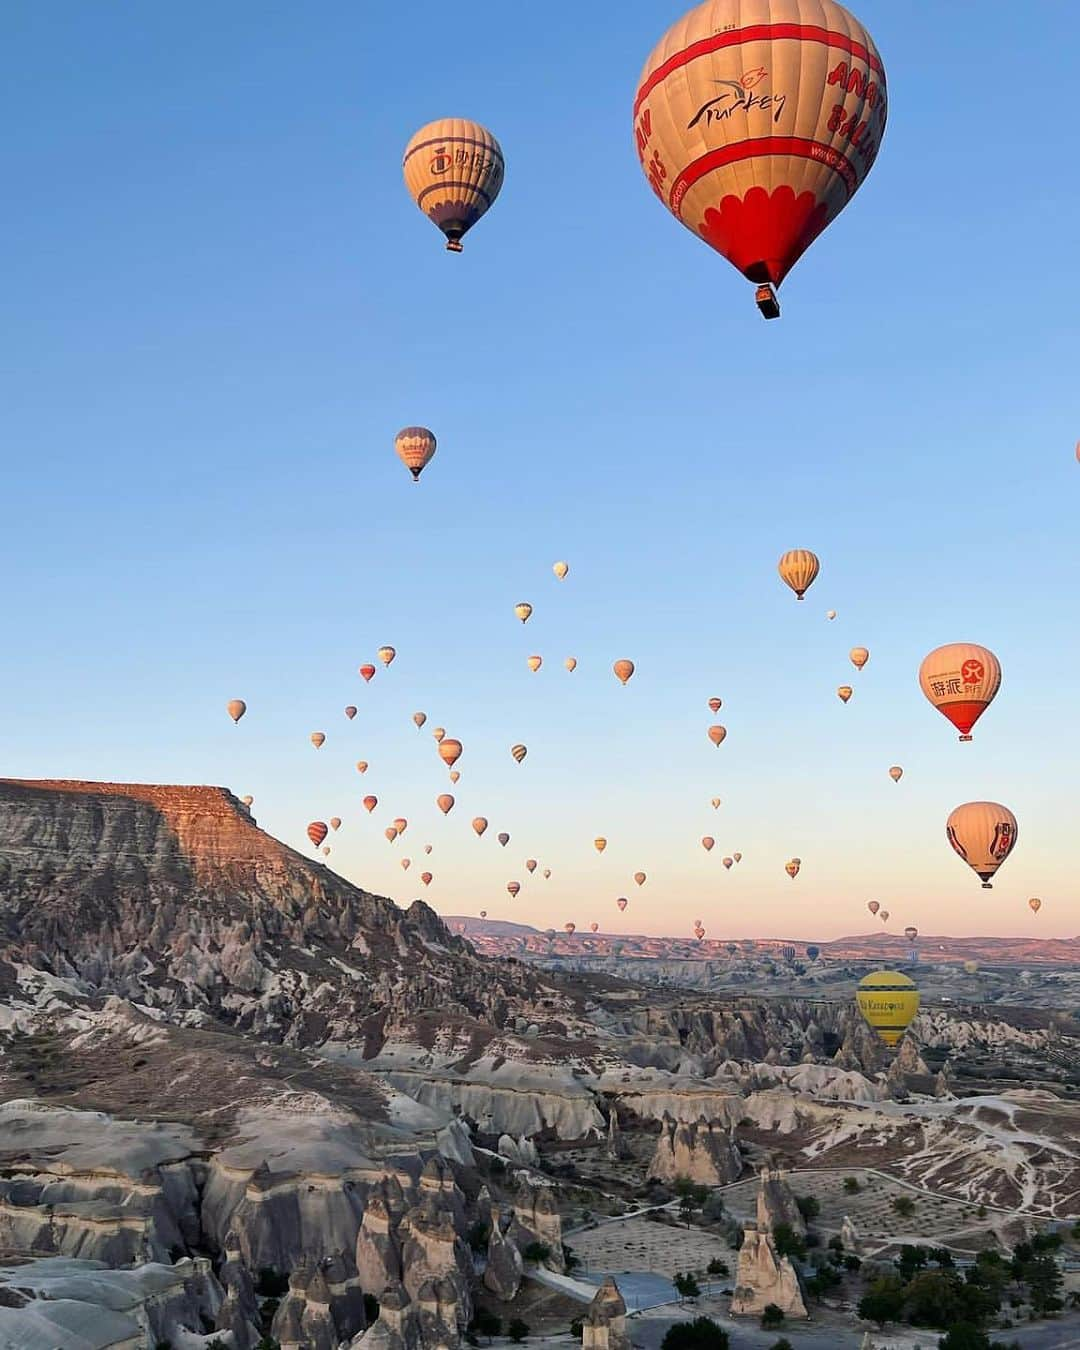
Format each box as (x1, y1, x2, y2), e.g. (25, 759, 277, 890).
(613, 659, 635, 686)
(394, 427, 436, 482)
(946, 801, 1018, 889)
(403, 119, 504, 253)
(850, 647, 869, 670)
(777, 549, 820, 599)
(919, 643, 1001, 742)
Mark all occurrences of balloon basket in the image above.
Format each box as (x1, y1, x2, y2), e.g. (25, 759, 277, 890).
(755, 284, 780, 320)
(959, 734, 973, 741)
(981, 882, 993, 889)
(445, 240, 464, 253)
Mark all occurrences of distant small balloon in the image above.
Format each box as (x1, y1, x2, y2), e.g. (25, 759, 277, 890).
(868, 900, 880, 915)
(401, 858, 410, 870)
(359, 665, 376, 683)
(634, 871, 646, 886)
(498, 832, 510, 847)
(356, 761, 368, 774)
(963, 958, 978, 974)
(307, 822, 328, 847)
(394, 427, 436, 482)
(433, 727, 446, 743)
(850, 647, 870, 671)
(1029, 896, 1042, 914)
(310, 731, 326, 748)
(385, 826, 398, 842)
(413, 712, 427, 728)
(424, 844, 432, 855)
(527, 655, 542, 673)
(241, 795, 253, 808)
(722, 856, 733, 870)
(525, 859, 537, 873)
(480, 909, 487, 918)
(344, 705, 358, 721)
(553, 561, 569, 580)
(701, 836, 715, 852)
(377, 646, 396, 668)
(322, 846, 331, 856)
(837, 686, 853, 703)
(472, 817, 488, 837)
(708, 697, 722, 713)
(785, 860, 800, 879)
(510, 744, 527, 764)
(393, 817, 407, 835)
(711, 797, 722, 809)
(613, 659, 635, 686)
(449, 770, 460, 784)
(421, 871, 433, 886)
(616, 897, 628, 911)
(880, 909, 890, 923)
(330, 817, 341, 831)
(889, 766, 903, 782)
(590, 922, 599, 932)
(227, 699, 246, 724)
(826, 610, 837, 621)
(507, 881, 521, 897)
(363, 795, 377, 813)
(594, 838, 607, 853)
(904, 926, 918, 943)
(437, 794, 455, 815)
(514, 603, 533, 623)
(439, 738, 463, 768)
(564, 657, 578, 672)
(733, 852, 742, 863)
(778, 549, 820, 600)
(543, 868, 551, 879)
(708, 725, 727, 747)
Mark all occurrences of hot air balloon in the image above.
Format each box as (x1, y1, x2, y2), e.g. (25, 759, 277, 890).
(310, 732, 326, 748)
(358, 665, 376, 683)
(227, 699, 246, 724)
(543, 868, 551, 879)
(806, 945, 820, 961)
(634, 1, 887, 319)
(421, 872, 433, 886)
(634, 871, 646, 886)
(363, 795, 377, 813)
(394, 426, 437, 482)
(432, 727, 446, 743)
(946, 802, 1018, 888)
(904, 926, 918, 943)
(322, 846, 331, 857)
(403, 118, 504, 252)
(826, 610, 837, 620)
(722, 856, 733, 869)
(919, 644, 1001, 741)
(733, 852, 742, 863)
(856, 970, 919, 1048)
(507, 881, 521, 897)
(439, 738, 463, 769)
(330, 817, 342, 832)
(594, 838, 608, 854)
(879, 909, 890, 923)
(385, 826, 398, 842)
(1029, 897, 1042, 914)
(498, 832, 510, 847)
(613, 659, 635, 686)
(356, 761, 369, 774)
(514, 603, 533, 624)
(837, 686, 853, 703)
(708, 725, 727, 747)
(791, 857, 801, 865)
(963, 959, 978, 975)
(711, 797, 722, 809)
(437, 794, 455, 815)
(307, 822, 328, 847)
(889, 766, 903, 782)
(345, 705, 358, 721)
(553, 561, 569, 580)
(527, 655, 542, 673)
(472, 817, 488, 837)
(401, 858, 411, 870)
(777, 549, 820, 599)
(708, 697, 722, 713)
(564, 922, 576, 936)
(377, 646, 396, 667)
(564, 657, 578, 672)
(480, 909, 487, 918)
(590, 922, 599, 933)
(702, 836, 715, 852)
(525, 859, 537, 874)
(424, 843, 433, 855)
(850, 647, 869, 671)
(617, 897, 628, 911)
(785, 860, 800, 879)
(393, 817, 408, 835)
(510, 744, 527, 764)
(413, 712, 427, 728)
(867, 900, 880, 915)
(241, 795, 254, 808)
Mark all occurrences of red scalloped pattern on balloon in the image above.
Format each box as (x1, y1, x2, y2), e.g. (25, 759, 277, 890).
(697, 184, 832, 285)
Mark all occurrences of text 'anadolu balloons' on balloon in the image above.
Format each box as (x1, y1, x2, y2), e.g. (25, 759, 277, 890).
(919, 643, 1001, 741)
(946, 801, 1018, 889)
(394, 427, 436, 482)
(403, 119, 504, 253)
(633, 0, 887, 317)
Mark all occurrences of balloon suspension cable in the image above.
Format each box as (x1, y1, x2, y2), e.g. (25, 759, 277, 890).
(755, 284, 780, 320)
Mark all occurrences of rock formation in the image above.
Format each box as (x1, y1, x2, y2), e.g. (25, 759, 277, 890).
(730, 1227, 807, 1319)
(357, 1188, 404, 1294)
(606, 1106, 628, 1160)
(483, 1203, 524, 1301)
(498, 1133, 540, 1167)
(756, 1165, 806, 1237)
(510, 1181, 564, 1271)
(647, 1113, 742, 1185)
(841, 1214, 860, 1254)
(583, 1276, 632, 1350)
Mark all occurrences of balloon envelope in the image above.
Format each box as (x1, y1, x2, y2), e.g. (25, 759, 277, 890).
(437, 794, 455, 815)
(708, 697, 722, 713)
(919, 643, 1001, 741)
(472, 817, 488, 837)
(330, 817, 341, 831)
(310, 732, 325, 748)
(526, 859, 537, 873)
(702, 836, 715, 851)
(403, 118, 504, 252)
(514, 603, 533, 623)
(594, 838, 607, 853)
(850, 647, 869, 670)
(307, 822, 328, 847)
(527, 655, 542, 672)
(785, 860, 800, 878)
(345, 706, 357, 720)
(564, 657, 577, 672)
(1029, 897, 1042, 914)
(359, 665, 376, 682)
(507, 881, 520, 897)
(356, 761, 368, 774)
(634, 871, 646, 886)
(363, 796, 377, 812)
(856, 970, 919, 1047)
(777, 549, 820, 599)
(837, 686, 853, 703)
(617, 897, 628, 911)
(708, 725, 727, 746)
(226, 699, 246, 724)
(413, 712, 427, 728)
(553, 561, 569, 579)
(498, 832, 510, 847)
(510, 744, 527, 764)
(867, 900, 880, 915)
(946, 801, 1018, 888)
(889, 766, 903, 782)
(613, 659, 635, 685)
(439, 738, 463, 768)
(377, 646, 396, 667)
(394, 426, 436, 482)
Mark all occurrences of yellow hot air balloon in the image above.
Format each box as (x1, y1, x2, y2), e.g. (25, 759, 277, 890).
(785, 860, 800, 879)
(356, 761, 369, 774)
(708, 725, 727, 746)
(330, 817, 342, 832)
(527, 655, 542, 673)
(634, 871, 646, 886)
(837, 685, 853, 703)
(241, 795, 254, 808)
(226, 699, 246, 724)
(403, 118, 504, 252)
(433, 727, 446, 743)
(507, 881, 521, 898)
(946, 801, 1018, 889)
(778, 549, 820, 600)
(553, 561, 569, 580)
(564, 657, 578, 672)
(594, 838, 608, 854)
(439, 738, 463, 768)
(889, 766, 903, 782)
(437, 794, 455, 815)
(856, 970, 920, 1048)
(525, 859, 537, 874)
(413, 712, 427, 728)
(394, 427, 436, 482)
(634, 1, 887, 318)
(850, 647, 869, 670)
(514, 603, 533, 623)
(702, 836, 715, 852)
(310, 731, 326, 749)
(377, 646, 396, 667)
(1029, 897, 1042, 914)
(510, 744, 527, 764)
(613, 659, 635, 686)
(963, 959, 979, 975)
(918, 643, 1001, 742)
(711, 797, 722, 809)
(472, 817, 488, 837)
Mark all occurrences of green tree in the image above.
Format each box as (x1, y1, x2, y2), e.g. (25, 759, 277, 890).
(659, 1316, 730, 1350)
(771, 1223, 806, 1262)
(1023, 1254, 1064, 1316)
(858, 1275, 906, 1328)
(706, 1257, 728, 1276)
(507, 1319, 529, 1343)
(674, 1271, 701, 1299)
(897, 1245, 930, 1280)
(795, 1195, 821, 1223)
(760, 1304, 784, 1329)
(892, 1195, 917, 1219)
(842, 1176, 861, 1195)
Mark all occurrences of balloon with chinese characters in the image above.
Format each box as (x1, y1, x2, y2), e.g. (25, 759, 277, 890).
(403, 119, 504, 252)
(633, 0, 887, 310)
(919, 643, 1001, 741)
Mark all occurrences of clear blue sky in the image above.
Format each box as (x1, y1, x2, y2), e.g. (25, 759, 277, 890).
(3, 2, 1079, 940)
